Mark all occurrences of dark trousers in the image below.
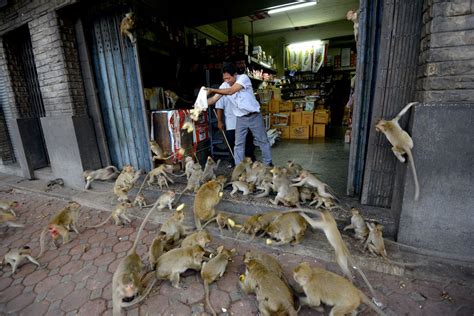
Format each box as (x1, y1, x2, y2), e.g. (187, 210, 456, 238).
(225, 129, 255, 166)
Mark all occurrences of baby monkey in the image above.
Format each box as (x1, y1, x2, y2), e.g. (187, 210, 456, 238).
(343, 207, 369, 241)
(86, 202, 134, 228)
(1, 246, 41, 275)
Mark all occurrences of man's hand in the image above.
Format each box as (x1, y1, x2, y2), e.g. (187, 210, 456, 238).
(217, 121, 224, 130)
(205, 87, 213, 94)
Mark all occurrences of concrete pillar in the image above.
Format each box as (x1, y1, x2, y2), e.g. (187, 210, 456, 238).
(29, 11, 101, 188)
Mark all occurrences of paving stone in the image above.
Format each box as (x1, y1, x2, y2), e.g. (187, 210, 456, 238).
(140, 294, 169, 315)
(165, 299, 192, 315)
(90, 288, 102, 300)
(81, 246, 102, 261)
(0, 284, 24, 303)
(208, 288, 231, 314)
(23, 269, 48, 286)
(88, 231, 108, 244)
(5, 291, 36, 314)
(71, 264, 98, 283)
(93, 252, 116, 267)
(47, 254, 72, 270)
(86, 270, 112, 291)
(112, 240, 132, 253)
(20, 300, 50, 316)
(229, 299, 258, 315)
(0, 276, 13, 291)
(59, 260, 83, 276)
(60, 288, 90, 312)
(46, 281, 75, 302)
(179, 282, 205, 304)
(77, 298, 107, 315)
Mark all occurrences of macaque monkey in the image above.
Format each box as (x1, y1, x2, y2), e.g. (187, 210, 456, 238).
(299, 187, 313, 203)
(293, 262, 385, 315)
(0, 210, 24, 228)
(182, 121, 194, 133)
(376, 102, 420, 201)
(0, 200, 18, 216)
(265, 212, 307, 246)
(271, 167, 300, 207)
(184, 156, 195, 179)
(201, 246, 235, 316)
(291, 170, 335, 200)
(157, 175, 169, 190)
(201, 156, 220, 183)
(133, 193, 148, 208)
(346, 9, 359, 44)
(83, 166, 120, 190)
(193, 180, 223, 229)
(160, 208, 188, 244)
(114, 165, 143, 202)
(1, 246, 41, 275)
(155, 245, 205, 288)
(231, 157, 252, 181)
(181, 229, 212, 249)
(229, 179, 251, 196)
(148, 234, 166, 270)
(149, 140, 184, 162)
(286, 160, 303, 178)
(147, 165, 175, 186)
(298, 210, 379, 304)
(111, 196, 171, 315)
(174, 163, 203, 203)
(236, 214, 261, 239)
(201, 212, 239, 234)
(86, 202, 133, 228)
(239, 259, 297, 316)
(308, 193, 337, 210)
(236, 212, 281, 241)
(344, 207, 369, 240)
(243, 251, 284, 280)
(120, 11, 136, 44)
(364, 222, 421, 268)
(255, 178, 273, 198)
(37, 201, 81, 258)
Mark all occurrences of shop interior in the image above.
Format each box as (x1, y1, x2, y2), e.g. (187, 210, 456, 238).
(138, 0, 358, 196)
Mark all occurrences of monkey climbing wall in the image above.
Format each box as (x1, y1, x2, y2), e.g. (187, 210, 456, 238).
(88, 13, 151, 171)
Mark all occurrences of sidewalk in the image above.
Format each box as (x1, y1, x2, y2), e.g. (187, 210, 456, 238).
(0, 173, 473, 315)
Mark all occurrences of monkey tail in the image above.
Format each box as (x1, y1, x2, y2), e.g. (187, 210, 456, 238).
(395, 102, 418, 121)
(84, 214, 113, 228)
(36, 227, 48, 259)
(132, 197, 162, 251)
(204, 281, 217, 316)
(350, 259, 380, 307)
(135, 173, 151, 198)
(200, 216, 217, 230)
(406, 149, 420, 201)
(360, 290, 386, 316)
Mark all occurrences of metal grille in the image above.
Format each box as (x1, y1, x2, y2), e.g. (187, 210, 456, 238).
(19, 30, 46, 118)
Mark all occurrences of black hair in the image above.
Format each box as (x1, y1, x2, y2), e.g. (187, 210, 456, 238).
(222, 63, 237, 75)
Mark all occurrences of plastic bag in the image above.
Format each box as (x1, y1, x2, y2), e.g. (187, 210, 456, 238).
(190, 86, 208, 121)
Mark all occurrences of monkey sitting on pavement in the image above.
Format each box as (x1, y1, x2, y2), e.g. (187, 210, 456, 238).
(343, 207, 369, 241)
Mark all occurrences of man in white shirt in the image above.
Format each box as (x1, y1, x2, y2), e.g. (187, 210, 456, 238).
(207, 63, 273, 166)
(215, 96, 255, 167)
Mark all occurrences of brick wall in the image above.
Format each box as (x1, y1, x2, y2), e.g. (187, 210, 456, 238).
(0, 0, 77, 36)
(417, 0, 474, 102)
(28, 11, 87, 116)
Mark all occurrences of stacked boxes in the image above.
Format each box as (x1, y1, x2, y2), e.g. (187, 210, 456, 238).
(313, 109, 330, 138)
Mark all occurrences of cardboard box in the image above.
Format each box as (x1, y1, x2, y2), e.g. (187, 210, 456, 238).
(279, 101, 293, 112)
(270, 112, 290, 126)
(313, 124, 326, 138)
(290, 112, 302, 125)
(301, 111, 314, 125)
(269, 99, 280, 113)
(290, 125, 310, 139)
(273, 125, 290, 139)
(314, 109, 330, 124)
